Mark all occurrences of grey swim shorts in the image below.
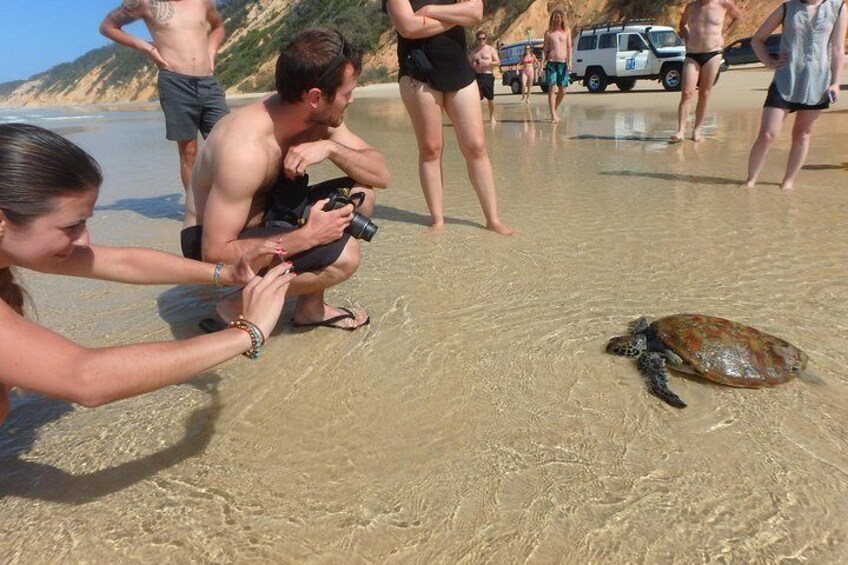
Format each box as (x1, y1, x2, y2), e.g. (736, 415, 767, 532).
(157, 70, 230, 141)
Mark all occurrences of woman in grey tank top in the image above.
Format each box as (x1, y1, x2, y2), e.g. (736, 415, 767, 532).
(744, 0, 846, 190)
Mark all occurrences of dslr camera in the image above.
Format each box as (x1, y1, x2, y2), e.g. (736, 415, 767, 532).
(323, 187, 378, 242)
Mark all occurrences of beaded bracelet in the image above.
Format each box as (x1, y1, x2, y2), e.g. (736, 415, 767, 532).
(212, 262, 225, 286)
(228, 316, 266, 359)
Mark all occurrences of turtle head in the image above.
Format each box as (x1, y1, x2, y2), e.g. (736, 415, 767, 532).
(606, 334, 647, 358)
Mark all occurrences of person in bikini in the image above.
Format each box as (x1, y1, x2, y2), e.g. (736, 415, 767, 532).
(670, 0, 742, 142)
(519, 45, 538, 104)
(100, 0, 230, 195)
(469, 30, 500, 124)
(542, 8, 572, 124)
(183, 29, 389, 331)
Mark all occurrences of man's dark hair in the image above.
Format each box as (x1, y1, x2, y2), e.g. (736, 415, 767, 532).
(275, 28, 363, 103)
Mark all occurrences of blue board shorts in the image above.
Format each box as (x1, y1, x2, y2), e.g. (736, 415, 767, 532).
(157, 70, 230, 141)
(544, 61, 570, 88)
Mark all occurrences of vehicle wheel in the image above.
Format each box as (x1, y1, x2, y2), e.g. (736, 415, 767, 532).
(585, 69, 608, 93)
(510, 79, 522, 95)
(615, 78, 636, 92)
(661, 64, 683, 91)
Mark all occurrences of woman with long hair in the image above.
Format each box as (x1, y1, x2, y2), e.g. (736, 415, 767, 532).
(383, 0, 514, 235)
(0, 123, 294, 426)
(519, 44, 538, 104)
(744, 0, 846, 189)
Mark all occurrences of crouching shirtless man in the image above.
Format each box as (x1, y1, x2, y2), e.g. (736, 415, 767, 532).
(183, 29, 389, 331)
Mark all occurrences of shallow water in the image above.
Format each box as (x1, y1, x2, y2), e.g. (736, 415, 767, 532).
(1, 77, 847, 563)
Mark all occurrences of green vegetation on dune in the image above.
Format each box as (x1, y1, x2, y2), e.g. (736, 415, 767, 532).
(216, 0, 389, 92)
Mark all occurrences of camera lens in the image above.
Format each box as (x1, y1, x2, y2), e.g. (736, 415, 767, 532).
(348, 212, 378, 242)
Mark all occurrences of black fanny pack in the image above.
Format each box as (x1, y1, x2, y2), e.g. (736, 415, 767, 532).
(406, 48, 435, 82)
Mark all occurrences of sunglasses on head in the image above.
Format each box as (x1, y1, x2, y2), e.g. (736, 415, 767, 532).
(313, 32, 347, 89)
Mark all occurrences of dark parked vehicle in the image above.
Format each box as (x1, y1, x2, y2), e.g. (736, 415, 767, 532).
(723, 34, 782, 66)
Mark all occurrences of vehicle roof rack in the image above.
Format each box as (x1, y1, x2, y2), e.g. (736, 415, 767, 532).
(576, 18, 655, 35)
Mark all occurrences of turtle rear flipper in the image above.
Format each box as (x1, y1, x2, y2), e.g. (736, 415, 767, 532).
(638, 352, 687, 408)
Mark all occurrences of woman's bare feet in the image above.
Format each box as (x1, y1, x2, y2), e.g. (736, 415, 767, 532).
(780, 181, 795, 190)
(486, 221, 516, 236)
(669, 132, 684, 143)
(426, 220, 446, 234)
(691, 127, 703, 142)
(742, 179, 756, 188)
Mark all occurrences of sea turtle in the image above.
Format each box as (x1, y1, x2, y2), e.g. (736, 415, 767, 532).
(606, 314, 808, 408)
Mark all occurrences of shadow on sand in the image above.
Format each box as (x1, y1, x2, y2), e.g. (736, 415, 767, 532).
(0, 378, 221, 504)
(372, 203, 483, 230)
(96, 193, 184, 221)
(600, 170, 742, 186)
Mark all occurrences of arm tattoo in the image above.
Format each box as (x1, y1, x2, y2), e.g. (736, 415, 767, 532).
(108, 7, 138, 26)
(150, 0, 175, 23)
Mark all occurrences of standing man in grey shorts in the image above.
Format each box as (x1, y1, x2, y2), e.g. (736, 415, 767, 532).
(100, 0, 230, 193)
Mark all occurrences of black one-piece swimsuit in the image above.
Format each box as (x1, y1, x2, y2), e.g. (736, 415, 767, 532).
(385, 0, 477, 92)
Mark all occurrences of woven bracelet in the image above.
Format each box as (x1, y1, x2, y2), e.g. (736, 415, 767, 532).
(229, 316, 266, 359)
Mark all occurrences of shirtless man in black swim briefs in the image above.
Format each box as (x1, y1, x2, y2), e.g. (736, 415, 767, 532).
(671, 0, 742, 142)
(183, 29, 389, 331)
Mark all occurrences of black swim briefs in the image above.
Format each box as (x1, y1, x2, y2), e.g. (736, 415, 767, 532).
(685, 51, 722, 68)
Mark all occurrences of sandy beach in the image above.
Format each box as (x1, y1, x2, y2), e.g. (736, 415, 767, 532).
(1, 65, 847, 563)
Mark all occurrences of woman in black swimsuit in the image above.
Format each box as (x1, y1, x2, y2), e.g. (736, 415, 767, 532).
(383, 0, 514, 235)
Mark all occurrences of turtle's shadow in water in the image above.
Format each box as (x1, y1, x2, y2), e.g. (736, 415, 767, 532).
(0, 379, 221, 504)
(600, 170, 742, 186)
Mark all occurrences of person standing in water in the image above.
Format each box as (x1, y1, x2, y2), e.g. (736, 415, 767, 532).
(744, 0, 845, 190)
(382, 0, 515, 236)
(670, 0, 742, 142)
(469, 30, 500, 124)
(100, 0, 230, 194)
(543, 8, 572, 124)
(519, 45, 538, 104)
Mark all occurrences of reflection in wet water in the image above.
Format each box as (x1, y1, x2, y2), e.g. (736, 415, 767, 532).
(2, 95, 847, 562)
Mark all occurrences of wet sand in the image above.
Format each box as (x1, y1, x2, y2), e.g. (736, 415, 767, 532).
(1, 66, 847, 563)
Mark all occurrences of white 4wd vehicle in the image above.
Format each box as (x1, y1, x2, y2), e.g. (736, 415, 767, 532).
(572, 20, 688, 93)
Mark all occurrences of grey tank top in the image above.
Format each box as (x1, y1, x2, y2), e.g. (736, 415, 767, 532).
(774, 0, 844, 105)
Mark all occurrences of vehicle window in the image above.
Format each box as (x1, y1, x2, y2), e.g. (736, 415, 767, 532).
(619, 34, 648, 52)
(648, 30, 683, 48)
(577, 35, 597, 51)
(598, 33, 616, 49)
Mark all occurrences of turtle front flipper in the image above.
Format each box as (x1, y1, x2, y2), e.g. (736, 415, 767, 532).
(637, 352, 687, 408)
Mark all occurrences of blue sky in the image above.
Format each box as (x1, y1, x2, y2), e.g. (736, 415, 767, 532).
(0, 0, 150, 83)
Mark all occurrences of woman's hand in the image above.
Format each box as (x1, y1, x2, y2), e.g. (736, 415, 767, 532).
(219, 240, 286, 286)
(767, 52, 790, 69)
(826, 84, 838, 104)
(240, 261, 296, 338)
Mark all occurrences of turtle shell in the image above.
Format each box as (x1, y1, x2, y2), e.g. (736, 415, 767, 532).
(651, 314, 808, 388)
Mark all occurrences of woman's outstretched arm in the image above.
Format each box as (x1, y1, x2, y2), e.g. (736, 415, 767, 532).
(385, 0, 454, 39)
(34, 241, 282, 287)
(0, 262, 293, 408)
